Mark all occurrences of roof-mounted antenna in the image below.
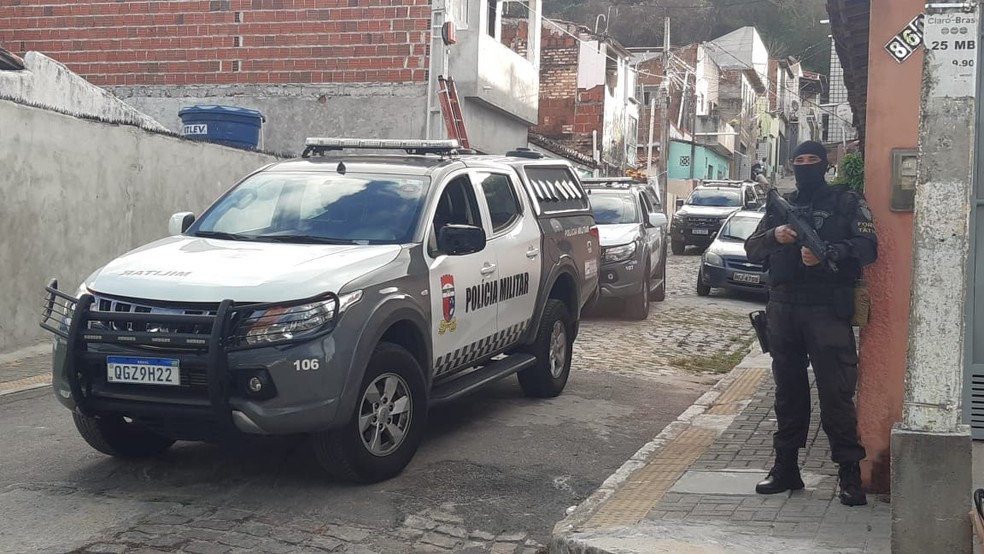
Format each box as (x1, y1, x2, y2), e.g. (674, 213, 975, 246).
(337, 161, 346, 175)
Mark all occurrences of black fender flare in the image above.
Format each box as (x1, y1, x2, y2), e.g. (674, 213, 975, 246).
(524, 261, 581, 344)
(334, 298, 432, 420)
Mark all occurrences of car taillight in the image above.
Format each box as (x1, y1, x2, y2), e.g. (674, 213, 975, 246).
(589, 225, 600, 244)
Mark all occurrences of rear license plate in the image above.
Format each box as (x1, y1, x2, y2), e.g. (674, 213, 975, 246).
(107, 357, 180, 386)
(733, 272, 761, 284)
(691, 229, 710, 235)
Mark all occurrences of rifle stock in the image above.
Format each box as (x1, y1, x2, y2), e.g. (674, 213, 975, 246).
(766, 188, 838, 272)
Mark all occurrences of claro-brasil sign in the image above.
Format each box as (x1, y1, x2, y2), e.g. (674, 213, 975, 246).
(886, 10, 979, 66)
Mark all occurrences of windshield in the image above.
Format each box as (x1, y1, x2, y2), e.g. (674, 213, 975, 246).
(589, 193, 640, 225)
(687, 189, 742, 207)
(718, 215, 762, 241)
(188, 172, 430, 244)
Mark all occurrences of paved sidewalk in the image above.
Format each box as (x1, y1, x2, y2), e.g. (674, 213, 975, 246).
(0, 343, 51, 395)
(551, 349, 891, 554)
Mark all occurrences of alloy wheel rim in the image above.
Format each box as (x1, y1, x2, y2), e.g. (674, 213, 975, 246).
(548, 321, 567, 378)
(358, 373, 412, 457)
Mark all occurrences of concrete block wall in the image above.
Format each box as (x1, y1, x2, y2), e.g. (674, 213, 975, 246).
(0, 0, 431, 87)
(0, 98, 278, 354)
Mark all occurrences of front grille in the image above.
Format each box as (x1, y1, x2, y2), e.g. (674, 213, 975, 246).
(91, 295, 218, 339)
(724, 257, 764, 272)
(687, 216, 723, 229)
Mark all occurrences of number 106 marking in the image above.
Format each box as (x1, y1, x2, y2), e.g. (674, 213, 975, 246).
(294, 358, 320, 371)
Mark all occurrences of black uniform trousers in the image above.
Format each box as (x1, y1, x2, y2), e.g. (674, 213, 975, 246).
(766, 299, 866, 464)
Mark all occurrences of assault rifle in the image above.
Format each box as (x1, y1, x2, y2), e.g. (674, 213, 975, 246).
(766, 187, 838, 273)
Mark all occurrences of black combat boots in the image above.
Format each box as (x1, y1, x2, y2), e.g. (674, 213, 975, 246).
(755, 449, 805, 494)
(838, 462, 867, 506)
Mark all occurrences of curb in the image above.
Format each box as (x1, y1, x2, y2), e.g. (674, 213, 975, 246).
(0, 373, 52, 396)
(551, 349, 772, 549)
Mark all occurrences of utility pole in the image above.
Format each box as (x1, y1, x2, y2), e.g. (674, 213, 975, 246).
(657, 14, 671, 213)
(891, 2, 979, 553)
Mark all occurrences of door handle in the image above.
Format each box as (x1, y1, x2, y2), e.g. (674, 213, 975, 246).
(526, 247, 540, 259)
(481, 264, 497, 275)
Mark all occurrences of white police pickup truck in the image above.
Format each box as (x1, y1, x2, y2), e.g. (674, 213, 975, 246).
(41, 139, 600, 482)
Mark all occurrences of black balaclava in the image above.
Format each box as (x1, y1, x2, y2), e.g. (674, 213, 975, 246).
(791, 140, 829, 198)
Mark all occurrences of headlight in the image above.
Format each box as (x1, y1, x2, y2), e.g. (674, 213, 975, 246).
(704, 251, 724, 267)
(242, 290, 363, 346)
(603, 243, 637, 263)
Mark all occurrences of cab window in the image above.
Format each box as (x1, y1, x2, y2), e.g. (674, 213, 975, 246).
(477, 172, 523, 233)
(429, 176, 483, 256)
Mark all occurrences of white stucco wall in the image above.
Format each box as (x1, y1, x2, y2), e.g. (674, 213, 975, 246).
(0, 99, 279, 353)
(0, 52, 168, 133)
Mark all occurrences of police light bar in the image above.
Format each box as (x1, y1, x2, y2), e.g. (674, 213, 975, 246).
(304, 138, 460, 151)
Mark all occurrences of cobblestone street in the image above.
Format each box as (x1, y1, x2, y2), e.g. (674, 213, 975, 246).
(575, 251, 762, 379)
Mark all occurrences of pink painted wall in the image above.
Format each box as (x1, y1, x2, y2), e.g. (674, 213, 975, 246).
(857, 0, 924, 493)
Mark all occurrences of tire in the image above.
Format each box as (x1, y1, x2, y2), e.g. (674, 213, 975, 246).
(696, 267, 711, 297)
(652, 247, 667, 302)
(72, 413, 175, 458)
(625, 269, 651, 320)
(313, 342, 427, 483)
(518, 299, 574, 398)
(671, 240, 685, 255)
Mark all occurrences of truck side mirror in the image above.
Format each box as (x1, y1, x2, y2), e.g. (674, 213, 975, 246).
(438, 224, 486, 255)
(676, 199, 685, 210)
(169, 212, 196, 235)
(746, 200, 760, 210)
(648, 213, 668, 228)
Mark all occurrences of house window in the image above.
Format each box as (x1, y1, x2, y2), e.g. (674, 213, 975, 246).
(487, 0, 498, 37)
(452, 0, 469, 28)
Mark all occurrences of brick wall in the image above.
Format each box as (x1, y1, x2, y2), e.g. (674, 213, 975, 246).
(500, 17, 528, 58)
(533, 26, 578, 140)
(0, 0, 431, 87)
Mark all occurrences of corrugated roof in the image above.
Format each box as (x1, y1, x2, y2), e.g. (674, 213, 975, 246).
(0, 46, 25, 70)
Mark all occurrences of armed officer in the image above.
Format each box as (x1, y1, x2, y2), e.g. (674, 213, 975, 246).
(745, 141, 877, 506)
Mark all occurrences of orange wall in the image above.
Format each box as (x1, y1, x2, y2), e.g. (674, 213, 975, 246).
(857, 0, 924, 493)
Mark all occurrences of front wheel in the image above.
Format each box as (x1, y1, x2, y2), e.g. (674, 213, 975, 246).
(73, 413, 175, 458)
(313, 342, 427, 483)
(696, 267, 711, 297)
(626, 271, 651, 320)
(671, 240, 685, 255)
(519, 299, 574, 398)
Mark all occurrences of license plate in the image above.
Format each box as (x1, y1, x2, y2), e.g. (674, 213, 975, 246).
(107, 356, 180, 386)
(691, 229, 710, 235)
(733, 272, 761, 284)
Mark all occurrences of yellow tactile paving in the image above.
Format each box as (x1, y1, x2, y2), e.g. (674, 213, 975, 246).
(0, 373, 52, 395)
(585, 426, 716, 528)
(705, 367, 769, 415)
(582, 366, 770, 529)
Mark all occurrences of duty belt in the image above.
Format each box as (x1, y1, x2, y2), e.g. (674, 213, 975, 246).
(768, 285, 849, 305)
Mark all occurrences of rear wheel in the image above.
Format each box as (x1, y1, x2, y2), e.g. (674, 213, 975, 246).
(652, 246, 667, 302)
(519, 299, 573, 398)
(72, 413, 175, 458)
(671, 240, 685, 255)
(313, 342, 427, 483)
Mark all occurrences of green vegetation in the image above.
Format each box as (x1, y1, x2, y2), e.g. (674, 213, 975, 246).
(669, 336, 756, 374)
(542, 0, 832, 74)
(832, 153, 865, 194)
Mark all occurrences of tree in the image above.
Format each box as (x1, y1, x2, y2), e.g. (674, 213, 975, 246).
(542, 0, 832, 74)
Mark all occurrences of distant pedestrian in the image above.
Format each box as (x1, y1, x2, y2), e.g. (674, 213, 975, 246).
(744, 140, 877, 507)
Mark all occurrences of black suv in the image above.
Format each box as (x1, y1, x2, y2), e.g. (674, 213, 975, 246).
(670, 180, 764, 254)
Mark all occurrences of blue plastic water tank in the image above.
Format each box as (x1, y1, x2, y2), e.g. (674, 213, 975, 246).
(178, 105, 265, 149)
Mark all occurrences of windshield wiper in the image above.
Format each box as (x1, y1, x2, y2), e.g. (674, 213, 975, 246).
(193, 231, 255, 241)
(254, 235, 355, 245)
(718, 234, 744, 241)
